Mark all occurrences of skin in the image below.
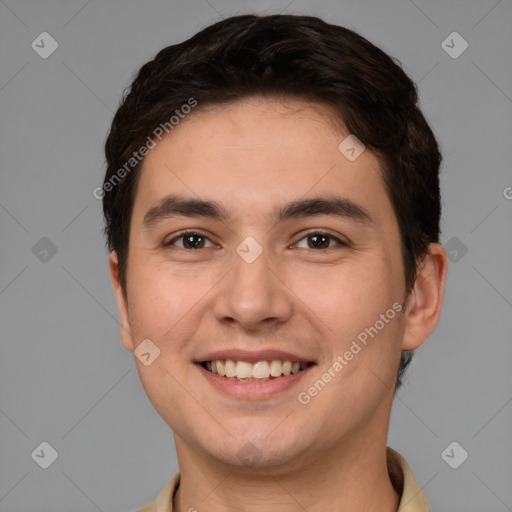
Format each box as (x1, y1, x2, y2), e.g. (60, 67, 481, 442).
(109, 97, 447, 511)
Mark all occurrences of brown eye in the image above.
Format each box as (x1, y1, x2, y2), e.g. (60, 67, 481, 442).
(295, 232, 345, 250)
(307, 234, 330, 249)
(165, 232, 215, 249)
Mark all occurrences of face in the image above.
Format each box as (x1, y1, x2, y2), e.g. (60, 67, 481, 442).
(111, 97, 424, 470)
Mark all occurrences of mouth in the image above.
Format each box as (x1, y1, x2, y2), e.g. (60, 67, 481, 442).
(200, 359, 313, 381)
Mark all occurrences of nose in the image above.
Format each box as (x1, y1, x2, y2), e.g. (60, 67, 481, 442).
(212, 245, 294, 331)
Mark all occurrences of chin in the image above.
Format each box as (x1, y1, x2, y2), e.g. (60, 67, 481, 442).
(197, 429, 311, 471)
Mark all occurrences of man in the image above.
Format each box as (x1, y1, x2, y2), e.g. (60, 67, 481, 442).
(101, 14, 447, 511)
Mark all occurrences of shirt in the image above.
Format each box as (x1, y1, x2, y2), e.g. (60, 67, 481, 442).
(136, 446, 429, 511)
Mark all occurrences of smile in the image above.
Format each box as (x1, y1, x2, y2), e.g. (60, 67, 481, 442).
(201, 359, 311, 381)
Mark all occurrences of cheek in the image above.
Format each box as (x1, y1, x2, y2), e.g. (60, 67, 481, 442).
(289, 257, 397, 345)
(289, 257, 404, 404)
(126, 259, 196, 342)
(125, 262, 208, 431)
(126, 255, 228, 358)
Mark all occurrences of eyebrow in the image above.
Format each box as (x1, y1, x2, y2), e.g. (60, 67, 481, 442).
(142, 194, 373, 229)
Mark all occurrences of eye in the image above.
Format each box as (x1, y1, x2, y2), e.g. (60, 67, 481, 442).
(294, 232, 346, 250)
(165, 232, 216, 250)
(164, 231, 345, 251)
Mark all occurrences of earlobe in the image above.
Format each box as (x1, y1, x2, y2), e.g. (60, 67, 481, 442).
(109, 251, 135, 352)
(401, 243, 448, 351)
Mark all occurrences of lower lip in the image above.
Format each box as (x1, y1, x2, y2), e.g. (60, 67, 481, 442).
(196, 363, 314, 400)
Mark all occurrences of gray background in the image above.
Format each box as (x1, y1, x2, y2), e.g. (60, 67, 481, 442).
(0, 0, 511, 510)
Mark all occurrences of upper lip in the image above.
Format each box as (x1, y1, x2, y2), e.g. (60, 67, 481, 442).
(195, 349, 315, 364)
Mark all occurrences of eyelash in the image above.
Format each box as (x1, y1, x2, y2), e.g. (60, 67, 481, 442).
(164, 230, 347, 250)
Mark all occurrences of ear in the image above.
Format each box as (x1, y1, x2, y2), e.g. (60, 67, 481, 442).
(109, 251, 135, 352)
(402, 243, 448, 351)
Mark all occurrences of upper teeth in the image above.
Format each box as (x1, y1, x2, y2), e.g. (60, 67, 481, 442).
(205, 360, 306, 380)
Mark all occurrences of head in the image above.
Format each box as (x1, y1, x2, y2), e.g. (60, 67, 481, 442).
(102, 14, 446, 469)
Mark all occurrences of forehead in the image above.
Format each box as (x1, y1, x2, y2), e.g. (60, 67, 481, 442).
(132, 97, 392, 227)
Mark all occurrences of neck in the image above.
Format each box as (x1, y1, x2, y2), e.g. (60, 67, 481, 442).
(173, 433, 400, 512)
